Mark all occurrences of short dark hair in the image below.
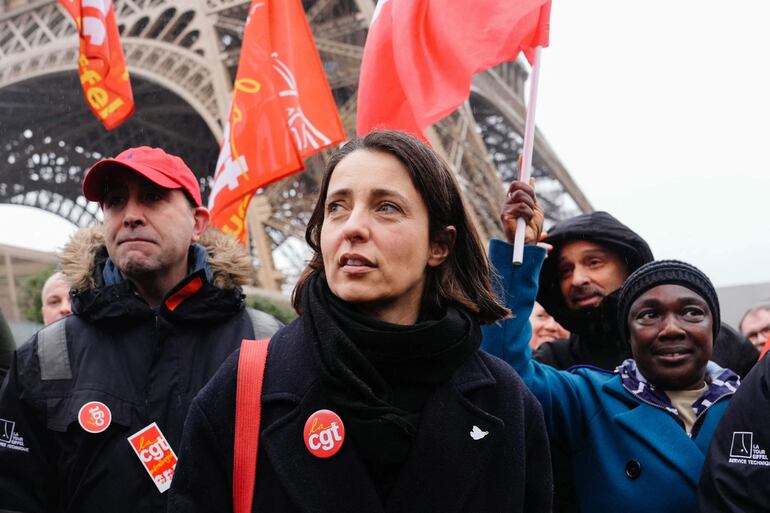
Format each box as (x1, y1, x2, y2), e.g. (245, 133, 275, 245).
(292, 130, 509, 324)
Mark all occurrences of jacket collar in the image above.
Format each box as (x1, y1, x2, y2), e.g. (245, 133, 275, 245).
(609, 394, 706, 487)
(259, 326, 500, 513)
(615, 358, 740, 418)
(71, 268, 244, 323)
(101, 243, 213, 286)
(60, 226, 252, 292)
(601, 362, 738, 488)
(63, 227, 249, 323)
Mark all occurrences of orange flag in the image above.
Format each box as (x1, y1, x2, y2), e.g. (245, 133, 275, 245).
(58, 0, 134, 130)
(209, 0, 345, 243)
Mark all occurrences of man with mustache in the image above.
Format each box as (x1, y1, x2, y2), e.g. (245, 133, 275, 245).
(0, 147, 282, 513)
(493, 189, 757, 513)
(532, 211, 655, 370)
(520, 211, 655, 512)
(533, 211, 758, 376)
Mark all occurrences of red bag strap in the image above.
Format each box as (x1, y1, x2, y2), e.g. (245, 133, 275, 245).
(233, 338, 270, 513)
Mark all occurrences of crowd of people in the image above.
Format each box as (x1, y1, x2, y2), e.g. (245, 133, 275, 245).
(0, 130, 768, 512)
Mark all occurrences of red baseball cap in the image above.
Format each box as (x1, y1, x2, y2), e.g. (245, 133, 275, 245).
(82, 146, 203, 207)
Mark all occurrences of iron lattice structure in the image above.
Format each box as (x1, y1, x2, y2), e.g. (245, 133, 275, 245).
(0, 0, 591, 290)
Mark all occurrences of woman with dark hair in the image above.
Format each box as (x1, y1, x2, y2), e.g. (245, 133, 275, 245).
(482, 182, 741, 513)
(168, 131, 552, 513)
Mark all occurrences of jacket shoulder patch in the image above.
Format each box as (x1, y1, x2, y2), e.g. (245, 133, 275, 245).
(37, 319, 72, 381)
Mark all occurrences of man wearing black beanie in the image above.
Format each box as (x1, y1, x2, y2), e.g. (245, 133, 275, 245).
(533, 211, 652, 370)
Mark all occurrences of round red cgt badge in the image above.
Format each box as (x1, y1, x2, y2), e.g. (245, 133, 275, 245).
(78, 401, 112, 434)
(303, 409, 345, 458)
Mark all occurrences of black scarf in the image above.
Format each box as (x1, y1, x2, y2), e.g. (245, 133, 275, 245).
(301, 275, 480, 500)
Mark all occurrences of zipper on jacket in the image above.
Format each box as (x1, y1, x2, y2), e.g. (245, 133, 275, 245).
(690, 390, 735, 438)
(143, 311, 161, 417)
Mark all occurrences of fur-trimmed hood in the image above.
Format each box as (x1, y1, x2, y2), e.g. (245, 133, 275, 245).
(60, 226, 253, 291)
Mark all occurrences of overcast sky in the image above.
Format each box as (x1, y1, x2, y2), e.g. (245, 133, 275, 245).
(535, 0, 770, 287)
(2, 0, 769, 287)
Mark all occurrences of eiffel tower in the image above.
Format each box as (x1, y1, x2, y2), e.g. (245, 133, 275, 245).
(0, 0, 591, 292)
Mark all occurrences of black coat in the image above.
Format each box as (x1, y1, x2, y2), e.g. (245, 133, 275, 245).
(0, 307, 14, 382)
(0, 229, 281, 513)
(699, 351, 770, 512)
(168, 319, 553, 513)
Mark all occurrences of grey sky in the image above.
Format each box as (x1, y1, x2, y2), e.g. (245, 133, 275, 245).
(536, 0, 770, 286)
(2, 0, 769, 288)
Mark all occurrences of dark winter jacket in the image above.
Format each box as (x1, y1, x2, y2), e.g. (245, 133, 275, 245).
(0, 227, 281, 513)
(699, 339, 770, 512)
(533, 211, 758, 377)
(0, 307, 14, 381)
(168, 310, 553, 512)
(709, 324, 759, 379)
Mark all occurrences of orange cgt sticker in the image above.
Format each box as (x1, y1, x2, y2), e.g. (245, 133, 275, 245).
(127, 422, 178, 493)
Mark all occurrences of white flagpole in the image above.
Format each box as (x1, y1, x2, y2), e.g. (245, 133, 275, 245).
(512, 45, 543, 265)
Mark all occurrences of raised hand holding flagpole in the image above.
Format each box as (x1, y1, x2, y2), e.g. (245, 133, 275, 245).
(513, 46, 543, 265)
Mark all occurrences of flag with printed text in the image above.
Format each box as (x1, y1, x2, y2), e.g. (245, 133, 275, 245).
(208, 0, 345, 243)
(58, 0, 134, 130)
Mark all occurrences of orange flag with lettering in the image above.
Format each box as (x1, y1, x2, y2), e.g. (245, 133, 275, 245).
(58, 0, 134, 130)
(209, 0, 345, 242)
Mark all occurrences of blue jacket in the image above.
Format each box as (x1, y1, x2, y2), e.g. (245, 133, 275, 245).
(481, 242, 738, 513)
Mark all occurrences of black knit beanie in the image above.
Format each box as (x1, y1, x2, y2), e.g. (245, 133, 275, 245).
(617, 260, 720, 343)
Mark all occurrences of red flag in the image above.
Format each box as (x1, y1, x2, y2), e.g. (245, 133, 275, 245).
(58, 0, 134, 130)
(357, 0, 551, 139)
(209, 0, 345, 243)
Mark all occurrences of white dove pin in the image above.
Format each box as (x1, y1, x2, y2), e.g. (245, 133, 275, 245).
(470, 425, 489, 440)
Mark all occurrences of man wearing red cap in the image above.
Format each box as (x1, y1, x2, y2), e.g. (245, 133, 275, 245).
(0, 147, 282, 513)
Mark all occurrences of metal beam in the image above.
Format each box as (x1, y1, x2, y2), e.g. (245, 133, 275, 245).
(0, 0, 593, 292)
(315, 38, 364, 60)
(313, 13, 367, 38)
